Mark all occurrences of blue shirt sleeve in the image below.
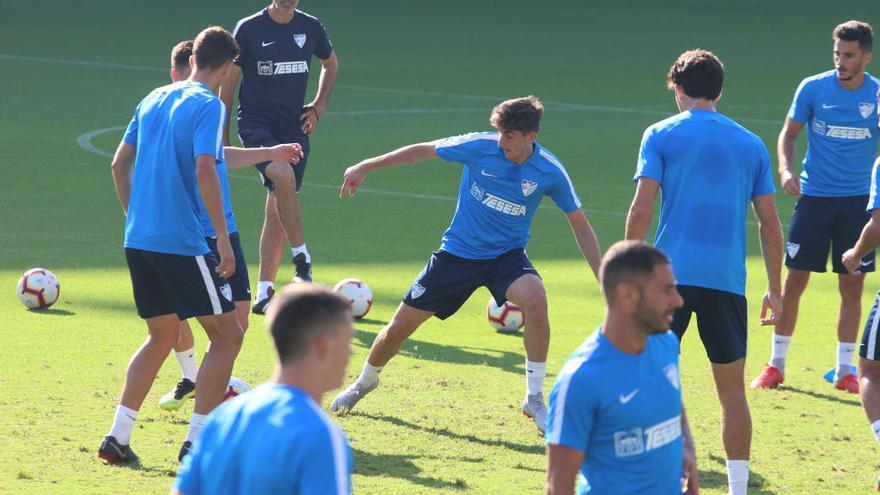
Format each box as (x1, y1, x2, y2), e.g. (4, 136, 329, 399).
(122, 104, 140, 146)
(435, 132, 496, 164)
(314, 20, 333, 60)
(869, 158, 880, 211)
(547, 165, 582, 213)
(296, 424, 352, 495)
(634, 126, 663, 183)
(193, 99, 224, 160)
(751, 138, 776, 198)
(545, 365, 594, 454)
(787, 78, 813, 124)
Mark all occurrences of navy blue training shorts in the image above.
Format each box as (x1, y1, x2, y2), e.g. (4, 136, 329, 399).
(238, 124, 310, 192)
(206, 231, 250, 302)
(671, 285, 748, 364)
(861, 291, 880, 361)
(785, 195, 874, 274)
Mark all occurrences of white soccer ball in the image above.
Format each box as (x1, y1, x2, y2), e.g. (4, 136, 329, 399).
(223, 376, 250, 402)
(333, 278, 373, 319)
(17, 268, 60, 310)
(487, 298, 524, 333)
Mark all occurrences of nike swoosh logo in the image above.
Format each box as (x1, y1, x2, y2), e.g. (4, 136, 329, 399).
(862, 260, 873, 267)
(480, 170, 499, 178)
(619, 389, 639, 404)
(109, 442, 124, 456)
(262, 41, 276, 47)
(523, 266, 536, 271)
(822, 104, 838, 109)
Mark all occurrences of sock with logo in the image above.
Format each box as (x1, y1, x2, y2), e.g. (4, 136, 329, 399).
(726, 459, 749, 495)
(175, 347, 198, 383)
(357, 362, 383, 388)
(185, 413, 208, 443)
(291, 244, 311, 263)
(108, 405, 138, 445)
(525, 360, 547, 396)
(835, 341, 856, 379)
(770, 334, 791, 374)
(256, 281, 274, 302)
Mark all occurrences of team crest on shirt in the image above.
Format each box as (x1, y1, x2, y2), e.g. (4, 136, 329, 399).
(257, 60, 273, 76)
(860, 102, 876, 119)
(410, 283, 426, 299)
(787, 242, 800, 258)
(294, 34, 307, 48)
(220, 283, 232, 302)
(664, 364, 680, 390)
(521, 179, 538, 197)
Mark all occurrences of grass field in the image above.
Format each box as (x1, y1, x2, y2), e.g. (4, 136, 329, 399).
(2, 0, 880, 493)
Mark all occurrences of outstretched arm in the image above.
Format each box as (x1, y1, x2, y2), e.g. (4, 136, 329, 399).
(223, 144, 304, 169)
(752, 193, 783, 325)
(565, 208, 601, 280)
(340, 142, 438, 197)
(625, 177, 659, 241)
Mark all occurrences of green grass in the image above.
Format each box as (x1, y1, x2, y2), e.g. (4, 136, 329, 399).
(2, 0, 880, 493)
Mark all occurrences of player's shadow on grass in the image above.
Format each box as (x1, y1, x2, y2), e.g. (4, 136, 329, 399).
(781, 385, 861, 407)
(354, 317, 387, 326)
(354, 329, 524, 376)
(353, 447, 468, 490)
(352, 411, 544, 456)
(697, 453, 776, 494)
(28, 307, 75, 316)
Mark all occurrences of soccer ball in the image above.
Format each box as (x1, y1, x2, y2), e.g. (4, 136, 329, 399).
(487, 298, 524, 333)
(223, 377, 250, 402)
(17, 268, 60, 310)
(333, 278, 373, 319)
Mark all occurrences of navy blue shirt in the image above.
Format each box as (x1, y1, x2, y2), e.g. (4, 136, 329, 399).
(232, 8, 333, 132)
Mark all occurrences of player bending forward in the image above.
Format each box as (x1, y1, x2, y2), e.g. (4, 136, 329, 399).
(331, 96, 602, 434)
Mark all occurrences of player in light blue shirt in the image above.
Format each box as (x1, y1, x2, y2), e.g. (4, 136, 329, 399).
(174, 284, 354, 495)
(754, 20, 880, 395)
(330, 97, 602, 435)
(545, 241, 697, 495)
(626, 49, 783, 495)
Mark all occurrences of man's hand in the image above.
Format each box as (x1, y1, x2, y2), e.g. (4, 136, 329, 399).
(760, 289, 783, 325)
(682, 441, 699, 495)
(340, 163, 368, 198)
(780, 169, 801, 196)
(215, 236, 236, 278)
(269, 143, 304, 165)
(301, 102, 323, 135)
(841, 248, 863, 273)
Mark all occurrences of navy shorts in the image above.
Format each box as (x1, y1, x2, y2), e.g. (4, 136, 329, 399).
(238, 124, 310, 192)
(206, 231, 250, 302)
(125, 248, 236, 320)
(861, 291, 880, 361)
(785, 195, 874, 274)
(671, 285, 748, 364)
(402, 249, 539, 320)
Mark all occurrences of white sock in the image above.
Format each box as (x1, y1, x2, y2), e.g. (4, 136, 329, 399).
(526, 360, 547, 396)
(185, 413, 208, 443)
(836, 342, 856, 378)
(175, 347, 198, 382)
(256, 281, 274, 301)
(726, 459, 749, 495)
(770, 334, 791, 373)
(872, 420, 880, 444)
(108, 405, 138, 445)
(357, 362, 383, 387)
(291, 244, 311, 263)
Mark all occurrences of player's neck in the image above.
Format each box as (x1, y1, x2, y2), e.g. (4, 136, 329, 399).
(678, 98, 716, 113)
(601, 315, 648, 355)
(273, 364, 325, 403)
(268, 4, 295, 23)
(189, 71, 222, 94)
(837, 71, 866, 90)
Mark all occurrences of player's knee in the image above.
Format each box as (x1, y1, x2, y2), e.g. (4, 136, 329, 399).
(839, 275, 865, 299)
(518, 287, 547, 314)
(860, 360, 880, 382)
(784, 269, 810, 293)
(265, 163, 295, 187)
(238, 316, 250, 333)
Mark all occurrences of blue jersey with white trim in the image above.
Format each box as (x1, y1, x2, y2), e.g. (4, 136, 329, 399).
(634, 110, 775, 295)
(194, 159, 238, 238)
(546, 328, 683, 495)
(435, 132, 581, 259)
(173, 383, 353, 495)
(788, 70, 880, 197)
(122, 81, 224, 256)
(868, 157, 880, 211)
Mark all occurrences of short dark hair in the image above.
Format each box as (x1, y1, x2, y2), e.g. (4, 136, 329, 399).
(666, 49, 725, 101)
(600, 241, 670, 304)
(171, 40, 193, 71)
(834, 20, 873, 52)
(265, 284, 352, 363)
(193, 26, 239, 71)
(490, 96, 543, 134)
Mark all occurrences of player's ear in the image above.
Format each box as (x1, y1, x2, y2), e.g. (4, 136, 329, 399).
(189, 55, 196, 71)
(716, 88, 723, 103)
(170, 68, 177, 82)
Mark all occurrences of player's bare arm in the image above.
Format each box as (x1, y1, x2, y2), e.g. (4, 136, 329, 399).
(681, 407, 699, 495)
(301, 51, 339, 135)
(625, 177, 660, 241)
(843, 209, 880, 272)
(223, 144, 304, 169)
(752, 193, 784, 325)
(340, 141, 438, 197)
(777, 117, 805, 196)
(110, 141, 137, 214)
(545, 444, 584, 495)
(565, 208, 601, 280)
(218, 64, 242, 146)
(195, 154, 235, 278)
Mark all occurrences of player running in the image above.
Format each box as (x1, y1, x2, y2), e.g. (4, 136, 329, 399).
(752, 20, 879, 394)
(157, 40, 304, 411)
(220, 0, 339, 314)
(545, 241, 698, 495)
(173, 285, 353, 495)
(626, 49, 783, 495)
(331, 96, 602, 434)
(101, 27, 245, 464)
